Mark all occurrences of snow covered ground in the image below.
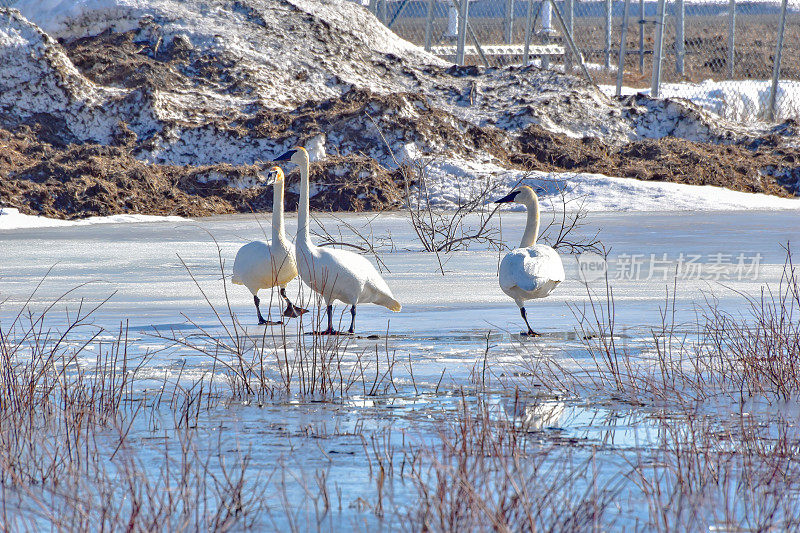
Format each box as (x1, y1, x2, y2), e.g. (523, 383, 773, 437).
(600, 79, 800, 124)
(0, 207, 187, 230)
(409, 159, 800, 210)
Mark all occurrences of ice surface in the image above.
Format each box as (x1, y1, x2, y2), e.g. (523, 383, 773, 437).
(2, 211, 799, 529)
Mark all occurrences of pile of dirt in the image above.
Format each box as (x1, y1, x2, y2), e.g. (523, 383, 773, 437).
(514, 125, 800, 197)
(0, 126, 405, 218)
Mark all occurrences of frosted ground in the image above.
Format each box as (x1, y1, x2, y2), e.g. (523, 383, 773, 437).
(2, 209, 800, 529)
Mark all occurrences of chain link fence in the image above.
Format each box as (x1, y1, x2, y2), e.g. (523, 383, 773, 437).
(368, 0, 800, 122)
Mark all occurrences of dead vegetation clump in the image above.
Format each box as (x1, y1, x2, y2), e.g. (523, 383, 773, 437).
(283, 155, 405, 212)
(514, 124, 800, 197)
(0, 126, 407, 218)
(403, 395, 622, 532)
(64, 29, 191, 92)
(528, 245, 800, 409)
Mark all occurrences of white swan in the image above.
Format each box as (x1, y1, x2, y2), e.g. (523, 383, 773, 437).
(274, 147, 401, 335)
(232, 166, 308, 325)
(495, 186, 565, 336)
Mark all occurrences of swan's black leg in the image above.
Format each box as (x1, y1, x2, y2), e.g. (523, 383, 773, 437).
(254, 295, 281, 326)
(348, 305, 356, 334)
(280, 287, 309, 318)
(316, 304, 338, 335)
(520, 307, 539, 337)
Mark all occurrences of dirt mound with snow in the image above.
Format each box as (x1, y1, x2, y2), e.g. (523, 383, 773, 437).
(1, 0, 799, 218)
(513, 125, 800, 197)
(0, 126, 406, 218)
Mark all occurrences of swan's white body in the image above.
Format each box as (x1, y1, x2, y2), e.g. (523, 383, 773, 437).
(232, 239, 297, 296)
(232, 167, 302, 324)
(296, 245, 401, 311)
(499, 244, 564, 307)
(279, 147, 400, 332)
(497, 186, 564, 334)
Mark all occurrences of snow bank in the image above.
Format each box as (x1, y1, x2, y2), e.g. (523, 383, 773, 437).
(13, 0, 445, 109)
(421, 159, 800, 212)
(600, 79, 800, 124)
(0, 207, 186, 230)
(0, 9, 152, 144)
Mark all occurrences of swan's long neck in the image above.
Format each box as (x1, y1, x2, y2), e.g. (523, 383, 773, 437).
(520, 197, 540, 248)
(297, 156, 312, 249)
(272, 178, 285, 243)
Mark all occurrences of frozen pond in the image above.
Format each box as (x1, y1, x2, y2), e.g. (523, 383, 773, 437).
(1, 209, 799, 529)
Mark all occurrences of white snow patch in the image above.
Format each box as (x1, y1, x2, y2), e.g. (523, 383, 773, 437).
(306, 133, 326, 162)
(600, 79, 800, 124)
(0, 207, 188, 230)
(419, 158, 800, 212)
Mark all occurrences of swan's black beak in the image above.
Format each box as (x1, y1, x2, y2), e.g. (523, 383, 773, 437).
(262, 171, 278, 185)
(274, 149, 296, 161)
(494, 190, 520, 204)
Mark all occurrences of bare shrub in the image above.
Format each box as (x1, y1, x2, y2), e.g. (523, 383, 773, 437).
(0, 284, 264, 530)
(701, 245, 800, 400)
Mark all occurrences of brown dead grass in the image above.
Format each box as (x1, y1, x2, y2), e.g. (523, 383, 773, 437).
(0, 126, 407, 218)
(513, 124, 800, 196)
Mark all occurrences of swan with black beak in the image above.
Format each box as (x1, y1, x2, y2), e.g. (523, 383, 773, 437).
(232, 166, 308, 325)
(274, 147, 401, 335)
(495, 186, 564, 336)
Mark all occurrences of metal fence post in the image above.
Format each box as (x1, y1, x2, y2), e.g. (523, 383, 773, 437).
(727, 0, 736, 78)
(455, 0, 468, 65)
(548, 0, 594, 84)
(541, 0, 553, 69)
(767, 0, 789, 122)
(424, 0, 435, 51)
(565, 0, 574, 71)
(504, 0, 515, 44)
(616, 0, 632, 96)
(638, 0, 645, 73)
(676, 0, 685, 75)
(604, 0, 613, 70)
(651, 0, 667, 97)
(523, 0, 534, 65)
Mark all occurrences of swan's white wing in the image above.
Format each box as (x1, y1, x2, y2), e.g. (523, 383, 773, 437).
(310, 247, 400, 310)
(500, 245, 564, 294)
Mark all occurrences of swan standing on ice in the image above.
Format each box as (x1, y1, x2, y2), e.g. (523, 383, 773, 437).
(274, 147, 401, 335)
(232, 167, 308, 325)
(495, 186, 565, 336)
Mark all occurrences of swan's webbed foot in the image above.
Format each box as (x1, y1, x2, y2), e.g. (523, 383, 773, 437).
(259, 318, 283, 326)
(283, 304, 309, 318)
(280, 288, 309, 318)
(520, 330, 541, 337)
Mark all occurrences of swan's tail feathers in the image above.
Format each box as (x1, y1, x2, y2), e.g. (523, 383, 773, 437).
(231, 273, 243, 285)
(382, 296, 402, 312)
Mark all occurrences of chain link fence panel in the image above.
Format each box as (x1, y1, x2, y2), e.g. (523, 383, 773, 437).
(369, 0, 799, 122)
